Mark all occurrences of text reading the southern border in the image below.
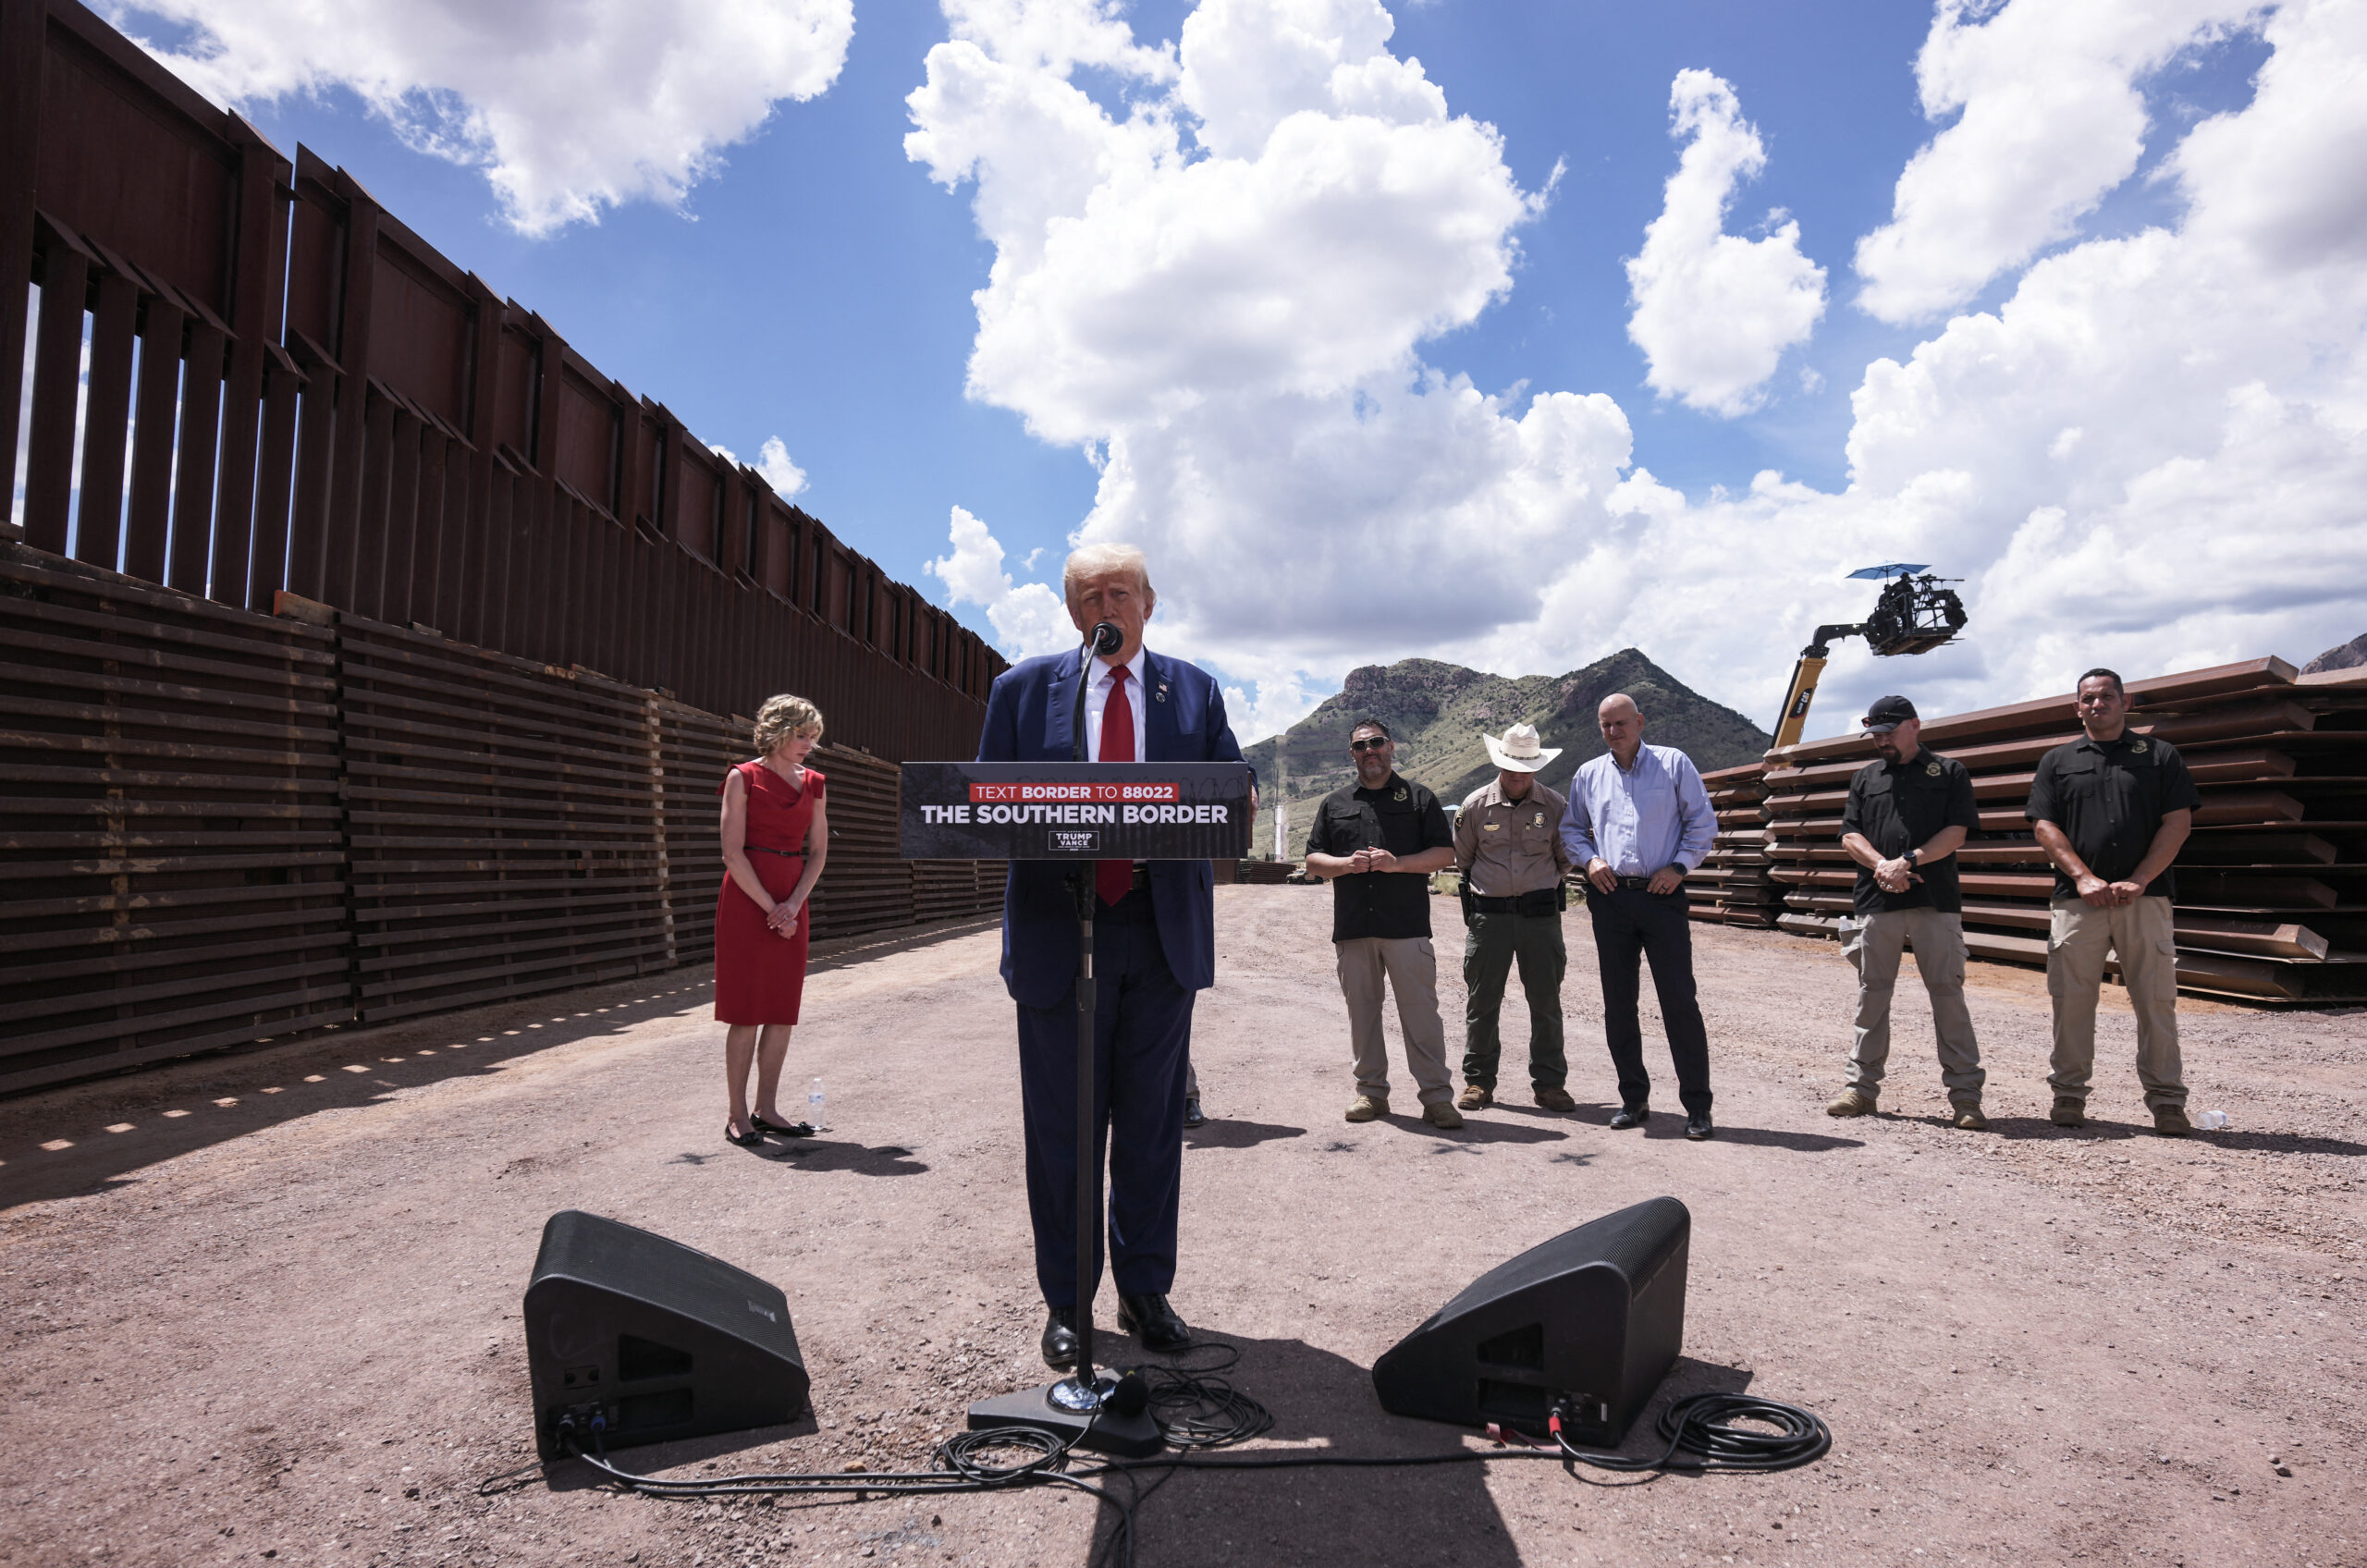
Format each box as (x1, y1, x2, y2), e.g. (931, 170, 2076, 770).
(918, 802, 1232, 825)
(969, 782, 1181, 802)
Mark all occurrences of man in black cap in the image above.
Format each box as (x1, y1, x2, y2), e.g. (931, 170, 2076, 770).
(2026, 668, 2200, 1135)
(1824, 696, 1988, 1128)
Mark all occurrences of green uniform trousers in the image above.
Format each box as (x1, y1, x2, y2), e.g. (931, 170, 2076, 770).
(1461, 909, 1567, 1089)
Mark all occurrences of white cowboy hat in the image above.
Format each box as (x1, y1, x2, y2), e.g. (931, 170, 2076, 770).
(1482, 723, 1562, 773)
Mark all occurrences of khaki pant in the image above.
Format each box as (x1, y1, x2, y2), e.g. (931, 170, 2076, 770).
(2046, 895, 2185, 1110)
(1335, 937, 1453, 1106)
(1843, 908, 1985, 1108)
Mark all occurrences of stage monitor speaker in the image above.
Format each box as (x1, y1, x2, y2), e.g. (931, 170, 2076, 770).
(1371, 1195, 1688, 1444)
(523, 1210, 809, 1458)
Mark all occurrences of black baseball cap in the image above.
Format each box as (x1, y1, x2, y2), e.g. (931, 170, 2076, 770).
(1861, 695, 1918, 733)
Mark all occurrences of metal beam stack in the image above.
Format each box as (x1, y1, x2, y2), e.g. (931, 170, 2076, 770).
(1684, 763, 1782, 927)
(1759, 658, 2367, 1003)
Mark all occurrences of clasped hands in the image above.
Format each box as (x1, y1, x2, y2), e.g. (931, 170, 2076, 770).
(766, 897, 804, 936)
(1586, 859, 1685, 896)
(2075, 873, 2146, 908)
(1345, 846, 1401, 874)
(1874, 855, 1921, 895)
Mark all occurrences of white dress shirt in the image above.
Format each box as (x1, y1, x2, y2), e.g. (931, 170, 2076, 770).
(1083, 648, 1148, 762)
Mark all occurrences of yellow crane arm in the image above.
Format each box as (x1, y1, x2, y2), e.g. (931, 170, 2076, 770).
(1769, 623, 1865, 753)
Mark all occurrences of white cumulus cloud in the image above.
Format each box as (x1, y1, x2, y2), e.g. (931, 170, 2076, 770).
(925, 507, 1075, 660)
(1852, 0, 2262, 324)
(755, 437, 809, 498)
(913, 0, 2367, 744)
(105, 0, 855, 235)
(1625, 69, 1826, 417)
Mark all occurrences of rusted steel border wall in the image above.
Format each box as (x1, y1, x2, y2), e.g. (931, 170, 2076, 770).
(1, 545, 1004, 1096)
(1, 0, 1004, 751)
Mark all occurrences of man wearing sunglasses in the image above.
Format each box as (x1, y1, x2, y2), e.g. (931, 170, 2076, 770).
(1304, 720, 1463, 1128)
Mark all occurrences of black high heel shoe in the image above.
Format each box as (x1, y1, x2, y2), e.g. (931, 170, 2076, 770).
(751, 1112, 816, 1137)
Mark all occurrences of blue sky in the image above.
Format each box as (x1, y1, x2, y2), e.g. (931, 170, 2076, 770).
(116, 0, 2363, 740)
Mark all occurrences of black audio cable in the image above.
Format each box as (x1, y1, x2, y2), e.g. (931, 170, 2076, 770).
(493, 1371, 1830, 1568)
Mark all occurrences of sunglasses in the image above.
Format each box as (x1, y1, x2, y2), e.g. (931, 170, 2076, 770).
(1349, 737, 1390, 753)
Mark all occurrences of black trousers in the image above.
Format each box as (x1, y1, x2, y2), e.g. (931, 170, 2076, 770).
(1588, 887, 1712, 1116)
(1012, 892, 1193, 1308)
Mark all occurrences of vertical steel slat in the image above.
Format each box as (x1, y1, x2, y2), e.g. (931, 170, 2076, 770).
(248, 357, 302, 607)
(22, 242, 90, 554)
(379, 409, 421, 627)
(122, 299, 185, 582)
(75, 268, 141, 570)
(166, 321, 227, 595)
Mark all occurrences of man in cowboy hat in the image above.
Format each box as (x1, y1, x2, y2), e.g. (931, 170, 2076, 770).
(1453, 725, 1576, 1112)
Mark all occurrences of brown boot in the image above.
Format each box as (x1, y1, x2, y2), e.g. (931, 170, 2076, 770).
(2050, 1096, 2085, 1127)
(2152, 1104, 2192, 1137)
(1825, 1088, 1875, 1117)
(1456, 1084, 1494, 1110)
(1423, 1100, 1466, 1130)
(1952, 1105, 1989, 1131)
(1345, 1095, 1389, 1123)
(1534, 1086, 1576, 1112)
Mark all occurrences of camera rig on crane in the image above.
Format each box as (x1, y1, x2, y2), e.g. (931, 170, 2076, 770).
(1770, 566, 1968, 750)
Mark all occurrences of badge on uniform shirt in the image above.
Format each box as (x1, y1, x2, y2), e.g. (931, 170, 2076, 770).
(1392, 785, 1407, 802)
(1532, 811, 1545, 827)
(1925, 760, 1943, 777)
(2130, 738, 2148, 753)
(1483, 822, 1501, 831)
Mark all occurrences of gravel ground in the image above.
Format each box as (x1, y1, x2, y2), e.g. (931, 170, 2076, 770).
(3, 885, 2361, 1568)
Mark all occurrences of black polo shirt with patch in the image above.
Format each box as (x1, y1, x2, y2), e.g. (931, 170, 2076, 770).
(1842, 748, 1981, 915)
(1306, 775, 1453, 941)
(2026, 732, 2201, 900)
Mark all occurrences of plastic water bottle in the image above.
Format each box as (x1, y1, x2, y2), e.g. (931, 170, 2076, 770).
(2194, 1109, 2230, 1131)
(807, 1076, 827, 1132)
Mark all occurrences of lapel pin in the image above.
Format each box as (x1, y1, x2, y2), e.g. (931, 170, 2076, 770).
(1155, 682, 1169, 703)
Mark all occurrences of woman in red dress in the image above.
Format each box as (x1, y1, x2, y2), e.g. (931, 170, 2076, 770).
(716, 694, 829, 1146)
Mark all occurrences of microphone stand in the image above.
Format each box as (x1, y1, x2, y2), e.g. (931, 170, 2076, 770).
(1052, 629, 1104, 1415)
(965, 622, 1161, 1457)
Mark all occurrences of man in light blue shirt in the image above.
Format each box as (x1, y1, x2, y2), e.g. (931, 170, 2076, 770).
(1559, 692, 1719, 1139)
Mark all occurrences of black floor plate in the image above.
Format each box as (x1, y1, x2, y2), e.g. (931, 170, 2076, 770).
(966, 1383, 1165, 1458)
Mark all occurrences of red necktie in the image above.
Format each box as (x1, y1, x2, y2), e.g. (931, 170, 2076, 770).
(1097, 666, 1135, 905)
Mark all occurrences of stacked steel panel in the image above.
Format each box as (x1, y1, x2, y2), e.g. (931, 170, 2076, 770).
(0, 550, 352, 1092)
(1760, 658, 2367, 1003)
(1684, 762, 1780, 927)
(338, 617, 673, 1024)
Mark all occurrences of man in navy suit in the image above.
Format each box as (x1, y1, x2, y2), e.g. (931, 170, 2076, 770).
(975, 543, 1251, 1369)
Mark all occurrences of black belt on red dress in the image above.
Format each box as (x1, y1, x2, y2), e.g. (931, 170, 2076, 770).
(748, 845, 805, 858)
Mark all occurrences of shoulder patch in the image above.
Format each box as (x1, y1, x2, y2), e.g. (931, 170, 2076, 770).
(1392, 785, 1408, 802)
(1925, 759, 1943, 777)
(2129, 738, 2149, 753)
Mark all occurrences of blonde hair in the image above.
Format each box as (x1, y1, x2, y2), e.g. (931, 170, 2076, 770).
(1062, 543, 1153, 612)
(753, 694, 824, 755)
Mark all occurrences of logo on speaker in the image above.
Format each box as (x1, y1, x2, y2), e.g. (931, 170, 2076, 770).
(746, 1300, 778, 1322)
(1049, 829, 1098, 852)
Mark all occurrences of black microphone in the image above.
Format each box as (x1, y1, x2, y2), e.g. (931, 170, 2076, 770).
(1088, 620, 1122, 656)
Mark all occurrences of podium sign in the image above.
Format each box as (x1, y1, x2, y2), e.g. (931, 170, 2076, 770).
(900, 762, 1252, 862)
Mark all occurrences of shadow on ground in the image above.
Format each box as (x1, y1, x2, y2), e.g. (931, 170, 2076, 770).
(1086, 1333, 1760, 1565)
(0, 916, 1007, 1212)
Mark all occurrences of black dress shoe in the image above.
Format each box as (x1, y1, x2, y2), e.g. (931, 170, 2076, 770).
(1117, 1293, 1191, 1353)
(1686, 1113, 1714, 1141)
(1040, 1306, 1080, 1371)
(1608, 1105, 1649, 1131)
(751, 1112, 815, 1137)
(1183, 1096, 1207, 1130)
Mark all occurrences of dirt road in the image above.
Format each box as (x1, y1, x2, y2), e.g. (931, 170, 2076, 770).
(3, 886, 2361, 1567)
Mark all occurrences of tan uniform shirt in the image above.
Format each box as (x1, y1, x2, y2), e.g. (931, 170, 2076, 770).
(1454, 778, 1571, 896)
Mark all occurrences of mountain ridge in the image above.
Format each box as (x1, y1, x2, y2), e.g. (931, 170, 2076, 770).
(1241, 648, 1772, 851)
